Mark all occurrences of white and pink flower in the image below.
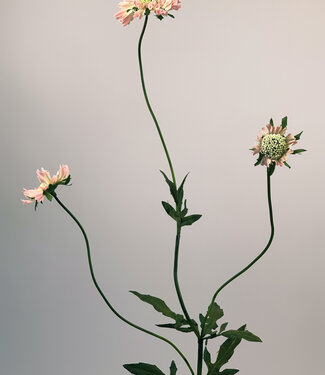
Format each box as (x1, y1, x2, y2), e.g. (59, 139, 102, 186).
(22, 165, 70, 206)
(115, 0, 181, 26)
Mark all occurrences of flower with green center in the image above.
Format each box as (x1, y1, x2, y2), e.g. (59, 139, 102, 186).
(252, 118, 306, 169)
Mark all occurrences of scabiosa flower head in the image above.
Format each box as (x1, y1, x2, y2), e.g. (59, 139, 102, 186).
(115, 0, 181, 26)
(22, 165, 70, 209)
(252, 117, 306, 170)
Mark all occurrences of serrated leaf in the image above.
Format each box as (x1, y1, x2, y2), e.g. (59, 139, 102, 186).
(270, 118, 274, 126)
(219, 369, 239, 375)
(281, 116, 288, 129)
(254, 153, 263, 166)
(202, 303, 224, 336)
(130, 291, 182, 322)
(293, 149, 307, 154)
(294, 131, 303, 140)
(169, 361, 177, 375)
(284, 161, 291, 169)
(181, 214, 202, 227)
(219, 322, 228, 334)
(204, 347, 212, 369)
(123, 363, 165, 375)
(160, 170, 178, 204)
(222, 329, 262, 343)
(162, 201, 178, 221)
(208, 325, 246, 374)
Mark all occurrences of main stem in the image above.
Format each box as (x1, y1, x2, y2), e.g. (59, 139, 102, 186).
(174, 222, 200, 338)
(52, 194, 194, 375)
(138, 15, 177, 186)
(201, 168, 275, 338)
(197, 339, 203, 375)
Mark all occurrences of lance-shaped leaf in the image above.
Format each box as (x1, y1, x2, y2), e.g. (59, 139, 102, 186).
(294, 131, 303, 140)
(170, 361, 177, 375)
(123, 363, 165, 375)
(162, 201, 179, 221)
(207, 325, 246, 375)
(181, 199, 188, 218)
(130, 291, 183, 323)
(160, 170, 178, 204)
(181, 214, 202, 227)
(201, 303, 224, 336)
(281, 116, 288, 129)
(293, 149, 307, 154)
(156, 321, 196, 333)
(254, 153, 263, 167)
(219, 369, 239, 375)
(222, 329, 262, 343)
(176, 173, 189, 208)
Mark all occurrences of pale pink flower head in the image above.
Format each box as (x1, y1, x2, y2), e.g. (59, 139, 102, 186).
(252, 117, 306, 172)
(115, 0, 181, 26)
(22, 165, 71, 209)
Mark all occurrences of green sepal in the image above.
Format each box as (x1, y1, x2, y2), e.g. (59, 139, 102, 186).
(281, 116, 288, 129)
(222, 329, 262, 342)
(162, 201, 179, 221)
(254, 153, 263, 166)
(123, 363, 165, 375)
(293, 149, 307, 154)
(201, 303, 224, 336)
(160, 171, 178, 204)
(156, 15, 163, 21)
(267, 162, 276, 176)
(181, 214, 202, 227)
(34, 201, 38, 211)
(219, 369, 240, 375)
(269, 118, 274, 126)
(170, 361, 177, 375)
(294, 131, 303, 140)
(61, 175, 71, 186)
(44, 190, 53, 202)
(284, 161, 291, 169)
(168, 14, 175, 18)
(145, 8, 150, 16)
(207, 325, 246, 374)
(130, 291, 183, 323)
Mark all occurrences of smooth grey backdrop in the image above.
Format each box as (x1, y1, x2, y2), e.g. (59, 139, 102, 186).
(1, 0, 324, 374)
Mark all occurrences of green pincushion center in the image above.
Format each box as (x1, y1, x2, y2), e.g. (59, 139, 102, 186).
(261, 134, 287, 159)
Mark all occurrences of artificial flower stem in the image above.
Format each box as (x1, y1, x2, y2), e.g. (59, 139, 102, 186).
(197, 338, 204, 375)
(200, 168, 275, 338)
(174, 222, 200, 338)
(138, 15, 177, 186)
(52, 193, 194, 375)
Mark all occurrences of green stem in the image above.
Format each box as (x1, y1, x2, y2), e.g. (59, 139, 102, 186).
(138, 15, 177, 186)
(197, 339, 203, 375)
(201, 168, 275, 338)
(53, 194, 194, 375)
(174, 222, 200, 338)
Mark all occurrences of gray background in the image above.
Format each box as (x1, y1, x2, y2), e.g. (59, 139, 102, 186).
(1, 0, 324, 374)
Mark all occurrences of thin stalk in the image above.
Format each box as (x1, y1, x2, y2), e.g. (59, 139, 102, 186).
(174, 222, 200, 338)
(138, 15, 177, 186)
(197, 339, 203, 375)
(201, 168, 275, 338)
(52, 193, 194, 375)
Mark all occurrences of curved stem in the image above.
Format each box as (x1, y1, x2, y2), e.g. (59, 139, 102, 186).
(201, 168, 275, 338)
(174, 222, 200, 338)
(52, 194, 194, 375)
(138, 15, 177, 186)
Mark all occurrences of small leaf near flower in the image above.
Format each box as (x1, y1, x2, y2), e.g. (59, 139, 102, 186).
(270, 118, 274, 126)
(281, 116, 288, 129)
(293, 149, 307, 154)
(254, 153, 264, 166)
(284, 161, 291, 169)
(294, 131, 303, 140)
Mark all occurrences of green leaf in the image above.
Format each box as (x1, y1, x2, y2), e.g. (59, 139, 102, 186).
(284, 161, 291, 169)
(162, 201, 178, 221)
(123, 363, 165, 375)
(168, 13, 175, 18)
(269, 118, 274, 126)
(156, 322, 194, 333)
(160, 171, 178, 204)
(181, 214, 202, 227)
(267, 162, 276, 176)
(170, 361, 177, 375)
(208, 325, 246, 374)
(204, 347, 212, 369)
(294, 131, 303, 140)
(254, 153, 263, 166)
(130, 291, 182, 322)
(219, 369, 239, 375)
(202, 303, 224, 336)
(177, 173, 189, 207)
(222, 329, 262, 343)
(293, 149, 307, 154)
(181, 199, 188, 218)
(281, 116, 288, 129)
(219, 322, 228, 334)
